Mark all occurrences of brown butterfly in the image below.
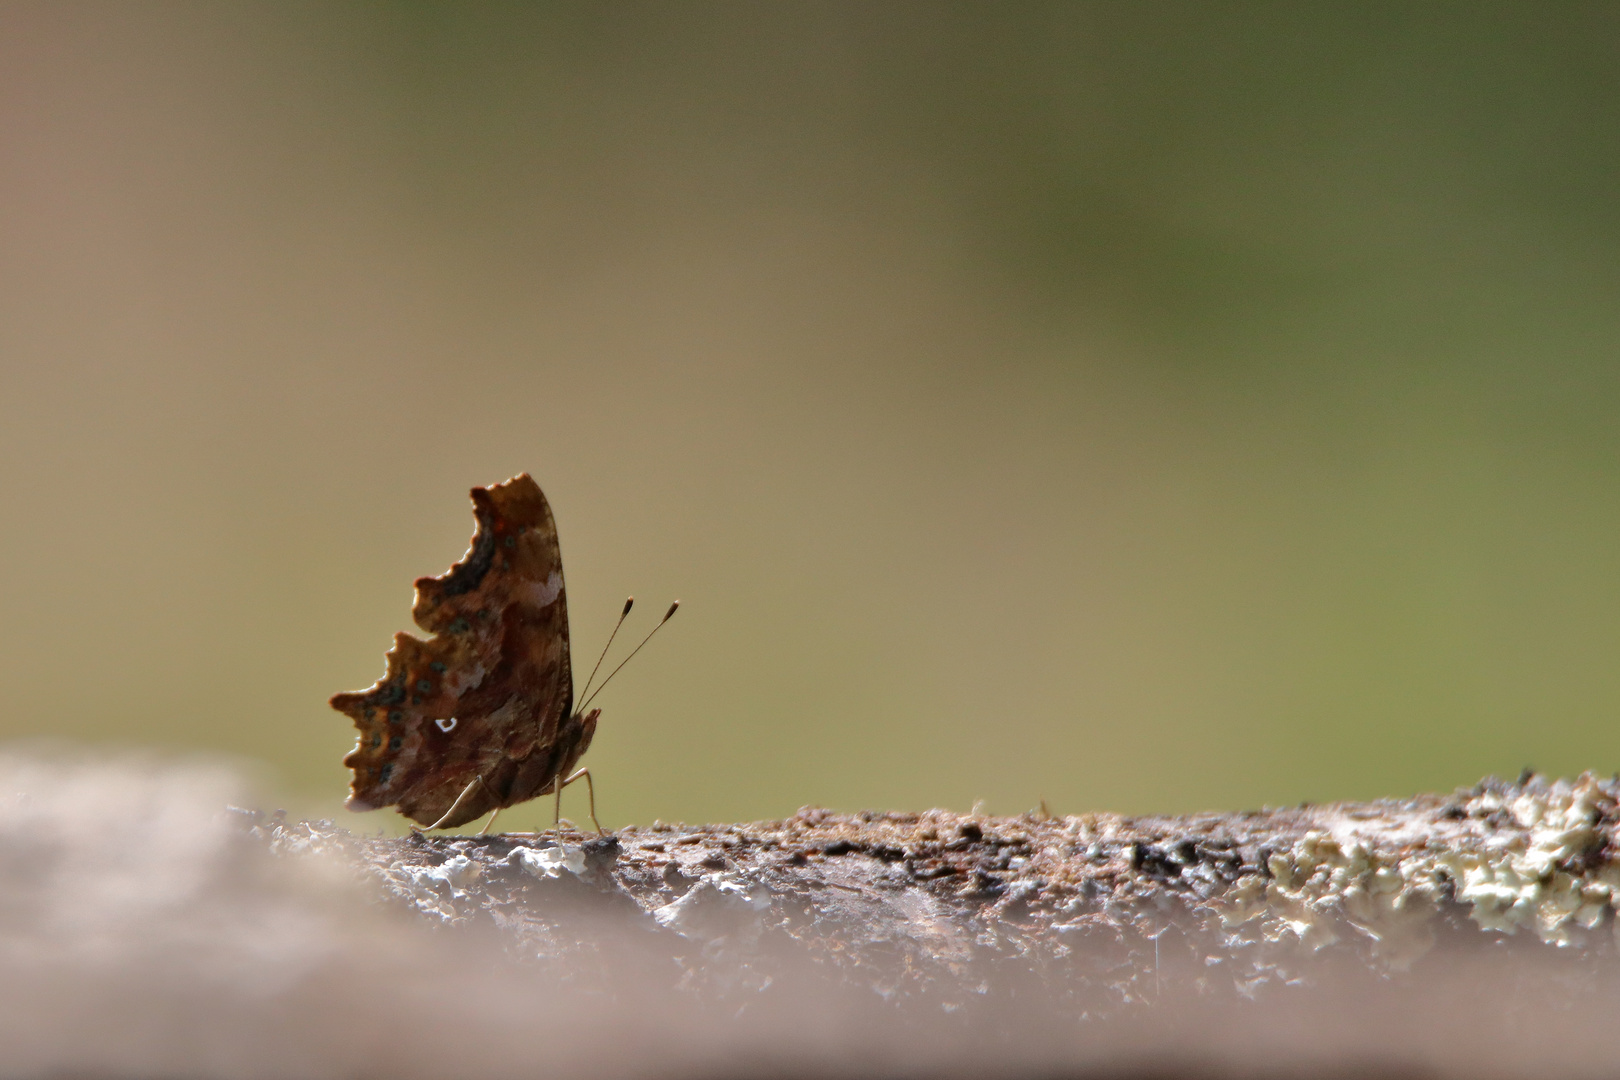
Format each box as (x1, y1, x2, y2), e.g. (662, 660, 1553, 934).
(330, 473, 675, 833)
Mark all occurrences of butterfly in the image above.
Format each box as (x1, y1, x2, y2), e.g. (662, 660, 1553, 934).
(330, 473, 674, 833)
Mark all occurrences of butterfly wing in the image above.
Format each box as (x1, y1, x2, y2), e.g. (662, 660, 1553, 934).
(331, 472, 574, 827)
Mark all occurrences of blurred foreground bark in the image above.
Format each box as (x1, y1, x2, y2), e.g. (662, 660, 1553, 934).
(17, 753, 1620, 1079)
(253, 772, 1620, 1038)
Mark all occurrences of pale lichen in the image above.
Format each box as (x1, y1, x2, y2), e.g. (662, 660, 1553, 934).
(317, 771, 1618, 1013)
(512, 843, 586, 880)
(1217, 773, 1619, 968)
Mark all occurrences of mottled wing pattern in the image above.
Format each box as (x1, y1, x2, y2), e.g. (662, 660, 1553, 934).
(330, 473, 574, 828)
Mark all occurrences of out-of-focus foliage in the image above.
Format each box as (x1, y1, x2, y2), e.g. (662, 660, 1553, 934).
(2, 3, 1618, 829)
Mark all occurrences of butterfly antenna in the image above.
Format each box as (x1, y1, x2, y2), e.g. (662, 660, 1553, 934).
(579, 601, 679, 713)
(577, 596, 634, 708)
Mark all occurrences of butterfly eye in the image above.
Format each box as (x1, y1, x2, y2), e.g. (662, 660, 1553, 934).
(436, 717, 458, 733)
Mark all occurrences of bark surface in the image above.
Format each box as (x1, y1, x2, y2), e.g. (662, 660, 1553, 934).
(244, 770, 1620, 1077)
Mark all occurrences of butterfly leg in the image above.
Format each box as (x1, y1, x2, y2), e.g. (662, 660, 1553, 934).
(480, 807, 503, 835)
(422, 775, 492, 832)
(555, 767, 603, 836)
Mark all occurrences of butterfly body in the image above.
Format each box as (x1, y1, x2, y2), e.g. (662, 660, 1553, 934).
(331, 473, 597, 829)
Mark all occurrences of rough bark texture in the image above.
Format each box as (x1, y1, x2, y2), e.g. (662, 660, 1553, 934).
(240, 770, 1620, 1077)
(10, 752, 1620, 1079)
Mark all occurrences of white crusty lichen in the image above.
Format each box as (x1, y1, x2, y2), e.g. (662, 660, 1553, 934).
(1214, 773, 1619, 968)
(387, 852, 485, 921)
(1436, 779, 1617, 944)
(1217, 829, 1442, 968)
(652, 871, 772, 944)
(512, 843, 586, 880)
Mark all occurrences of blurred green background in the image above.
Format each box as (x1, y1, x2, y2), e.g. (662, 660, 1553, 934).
(2, 2, 1618, 832)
